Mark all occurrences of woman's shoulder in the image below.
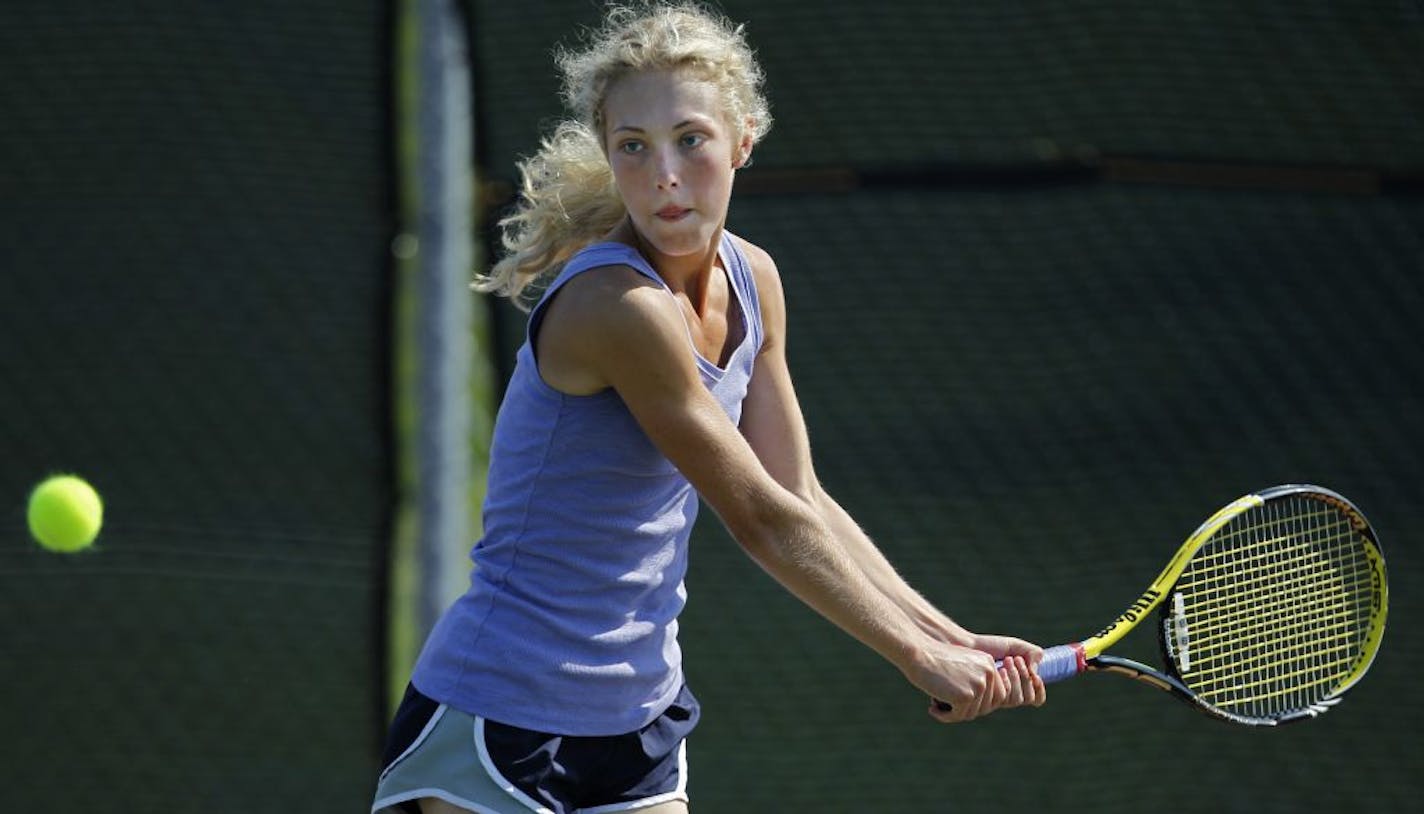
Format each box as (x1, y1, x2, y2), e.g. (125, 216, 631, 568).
(534, 260, 687, 394)
(543, 260, 677, 340)
(726, 232, 775, 272)
(726, 232, 783, 301)
(548, 236, 664, 307)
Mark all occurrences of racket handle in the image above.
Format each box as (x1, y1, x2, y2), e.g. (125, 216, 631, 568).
(1036, 643, 1086, 684)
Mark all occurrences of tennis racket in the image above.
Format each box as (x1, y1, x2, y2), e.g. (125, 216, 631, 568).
(943, 484, 1388, 725)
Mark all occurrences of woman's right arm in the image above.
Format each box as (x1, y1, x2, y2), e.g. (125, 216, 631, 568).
(537, 266, 1015, 721)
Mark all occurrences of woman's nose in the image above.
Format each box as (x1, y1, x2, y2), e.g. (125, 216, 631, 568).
(655, 152, 680, 189)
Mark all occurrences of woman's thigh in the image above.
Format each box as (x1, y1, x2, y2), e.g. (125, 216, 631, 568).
(631, 802, 689, 814)
(419, 799, 473, 814)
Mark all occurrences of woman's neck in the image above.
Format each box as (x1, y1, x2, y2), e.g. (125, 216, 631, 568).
(613, 219, 724, 302)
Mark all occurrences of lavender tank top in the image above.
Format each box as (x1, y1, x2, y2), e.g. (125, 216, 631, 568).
(411, 231, 763, 735)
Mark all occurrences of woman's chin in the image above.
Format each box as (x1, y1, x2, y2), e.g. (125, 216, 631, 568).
(635, 219, 717, 259)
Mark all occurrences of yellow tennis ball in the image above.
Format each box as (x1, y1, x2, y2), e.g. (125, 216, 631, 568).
(27, 475, 103, 553)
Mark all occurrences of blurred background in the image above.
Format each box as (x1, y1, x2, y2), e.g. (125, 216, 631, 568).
(2, 0, 1420, 811)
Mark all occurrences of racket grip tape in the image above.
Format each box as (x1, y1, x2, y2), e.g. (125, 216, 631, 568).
(1036, 643, 1086, 684)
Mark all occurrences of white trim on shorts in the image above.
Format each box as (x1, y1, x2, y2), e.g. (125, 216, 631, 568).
(373, 786, 507, 814)
(371, 703, 510, 814)
(474, 717, 556, 813)
(378, 704, 448, 784)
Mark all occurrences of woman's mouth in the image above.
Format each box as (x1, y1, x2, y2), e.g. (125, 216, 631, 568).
(655, 206, 691, 221)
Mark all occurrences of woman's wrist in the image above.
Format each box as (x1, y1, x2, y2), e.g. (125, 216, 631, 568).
(908, 605, 974, 647)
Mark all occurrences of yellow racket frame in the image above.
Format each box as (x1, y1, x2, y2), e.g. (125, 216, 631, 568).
(1078, 485, 1388, 713)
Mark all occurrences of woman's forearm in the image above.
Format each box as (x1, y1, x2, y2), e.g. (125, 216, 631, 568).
(813, 487, 975, 647)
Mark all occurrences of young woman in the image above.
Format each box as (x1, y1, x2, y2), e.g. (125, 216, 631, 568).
(373, 4, 1046, 813)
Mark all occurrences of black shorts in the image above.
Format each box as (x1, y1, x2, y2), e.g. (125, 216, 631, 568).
(373, 683, 700, 814)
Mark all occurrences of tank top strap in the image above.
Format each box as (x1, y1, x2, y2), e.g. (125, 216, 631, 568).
(719, 231, 764, 356)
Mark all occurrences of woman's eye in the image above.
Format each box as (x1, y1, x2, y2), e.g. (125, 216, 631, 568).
(680, 133, 706, 148)
(619, 141, 644, 154)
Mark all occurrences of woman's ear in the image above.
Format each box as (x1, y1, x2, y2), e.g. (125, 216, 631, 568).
(733, 124, 755, 169)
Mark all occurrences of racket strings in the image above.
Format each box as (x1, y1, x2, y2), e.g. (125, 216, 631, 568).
(1200, 662, 1358, 709)
(1178, 557, 1366, 642)
(1188, 594, 1364, 658)
(1176, 513, 1351, 581)
(1180, 548, 1370, 646)
(1214, 500, 1368, 716)
(1190, 638, 1362, 688)
(1169, 495, 1376, 720)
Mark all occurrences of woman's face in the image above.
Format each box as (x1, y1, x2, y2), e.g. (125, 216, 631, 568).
(602, 69, 748, 261)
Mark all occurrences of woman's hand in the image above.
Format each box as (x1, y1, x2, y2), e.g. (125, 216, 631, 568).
(910, 636, 1047, 722)
(970, 634, 1048, 711)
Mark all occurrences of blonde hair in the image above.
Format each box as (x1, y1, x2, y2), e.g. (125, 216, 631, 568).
(477, 1, 772, 309)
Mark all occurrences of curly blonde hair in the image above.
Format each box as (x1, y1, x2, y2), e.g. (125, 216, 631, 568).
(476, 1, 772, 309)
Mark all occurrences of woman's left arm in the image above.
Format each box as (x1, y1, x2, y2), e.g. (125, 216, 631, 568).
(736, 239, 1042, 669)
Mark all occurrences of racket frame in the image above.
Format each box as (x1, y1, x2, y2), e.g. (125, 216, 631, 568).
(1062, 484, 1388, 726)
